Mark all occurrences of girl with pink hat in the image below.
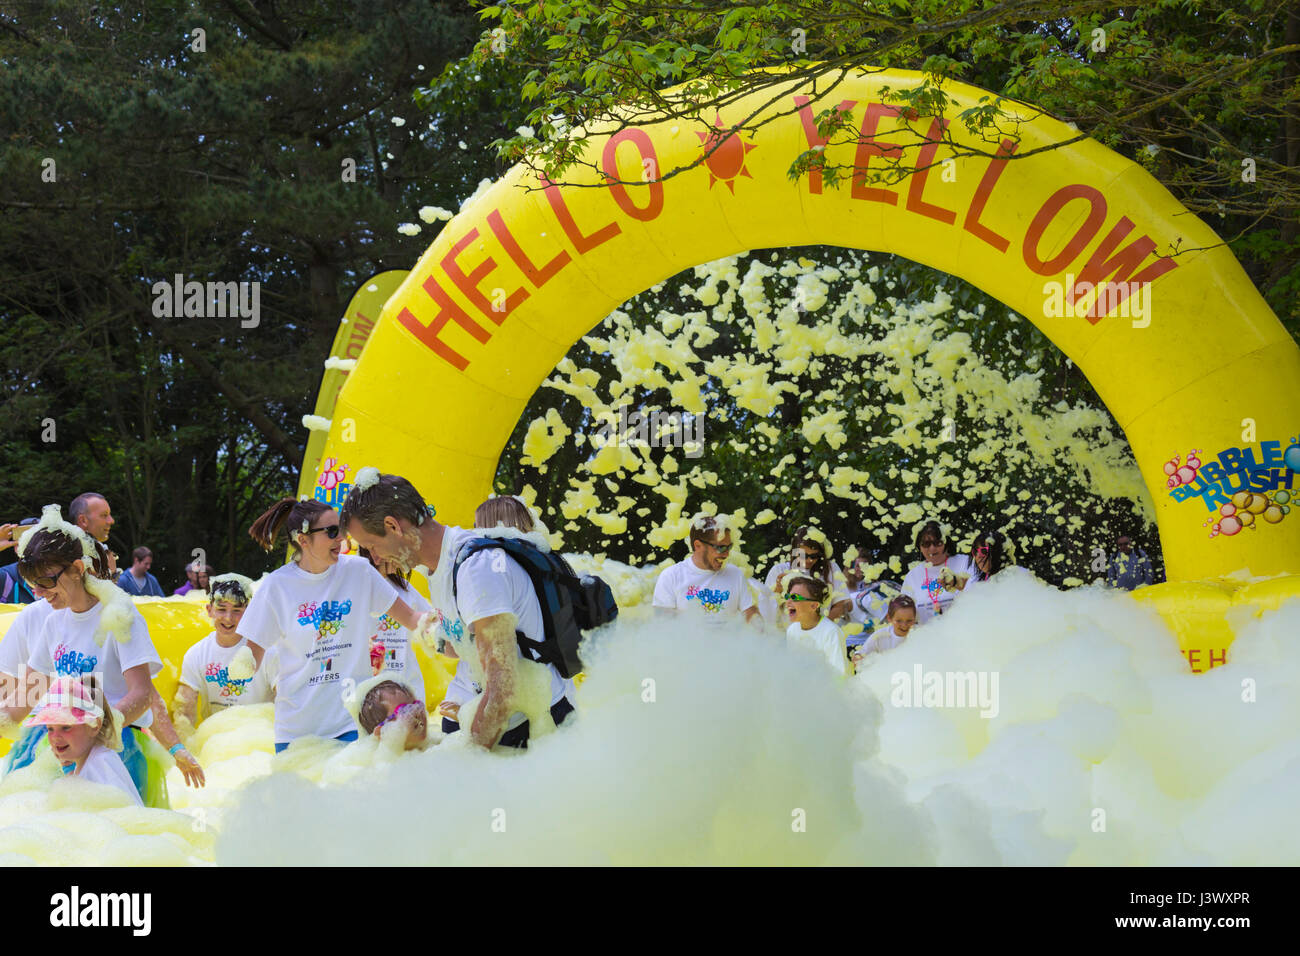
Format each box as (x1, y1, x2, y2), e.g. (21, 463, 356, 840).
(24, 675, 141, 806)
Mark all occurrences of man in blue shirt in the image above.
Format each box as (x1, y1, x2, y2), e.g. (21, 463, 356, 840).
(117, 546, 165, 597)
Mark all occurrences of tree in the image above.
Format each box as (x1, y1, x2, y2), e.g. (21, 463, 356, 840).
(459, 0, 1300, 336)
(0, 0, 527, 582)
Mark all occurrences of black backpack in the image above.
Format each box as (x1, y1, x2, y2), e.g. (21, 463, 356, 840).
(451, 536, 618, 679)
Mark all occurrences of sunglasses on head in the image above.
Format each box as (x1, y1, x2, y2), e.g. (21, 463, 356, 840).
(23, 566, 69, 591)
(302, 524, 342, 539)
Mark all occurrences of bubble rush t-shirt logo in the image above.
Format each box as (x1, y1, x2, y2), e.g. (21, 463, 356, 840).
(685, 585, 730, 612)
(53, 643, 97, 676)
(204, 662, 253, 699)
(297, 599, 353, 638)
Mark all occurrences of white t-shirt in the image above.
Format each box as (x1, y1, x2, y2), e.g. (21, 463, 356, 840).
(179, 632, 272, 712)
(0, 599, 54, 679)
(846, 586, 893, 635)
(653, 559, 755, 616)
(416, 526, 478, 710)
(861, 623, 908, 656)
(451, 542, 574, 728)
(75, 744, 143, 806)
(366, 587, 428, 701)
(236, 554, 400, 744)
(28, 602, 162, 729)
(901, 555, 975, 624)
(786, 617, 849, 676)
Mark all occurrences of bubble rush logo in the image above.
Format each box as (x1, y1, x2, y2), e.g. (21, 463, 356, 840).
(685, 584, 730, 612)
(1165, 438, 1298, 537)
(53, 643, 97, 677)
(297, 599, 353, 637)
(314, 457, 351, 508)
(204, 662, 252, 699)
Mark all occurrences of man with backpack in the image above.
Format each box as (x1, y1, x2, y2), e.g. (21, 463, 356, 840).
(341, 470, 615, 750)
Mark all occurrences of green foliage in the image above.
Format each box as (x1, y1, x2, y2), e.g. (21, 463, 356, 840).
(0, 0, 520, 583)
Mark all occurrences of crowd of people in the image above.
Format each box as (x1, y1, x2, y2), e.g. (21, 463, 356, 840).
(0, 481, 1155, 808)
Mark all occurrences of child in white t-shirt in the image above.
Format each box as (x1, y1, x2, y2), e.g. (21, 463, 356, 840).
(25, 675, 142, 806)
(176, 573, 268, 730)
(853, 595, 918, 666)
(781, 573, 849, 677)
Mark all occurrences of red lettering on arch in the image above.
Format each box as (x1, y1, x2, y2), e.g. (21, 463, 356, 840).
(487, 208, 571, 289)
(963, 139, 1018, 253)
(441, 225, 527, 326)
(1069, 216, 1180, 323)
(906, 117, 957, 225)
(397, 274, 491, 372)
(1022, 184, 1108, 275)
(794, 95, 857, 194)
(542, 175, 622, 254)
(851, 104, 906, 205)
(602, 129, 664, 221)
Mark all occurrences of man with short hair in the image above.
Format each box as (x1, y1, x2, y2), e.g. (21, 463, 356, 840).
(118, 547, 165, 597)
(69, 492, 117, 574)
(653, 513, 759, 622)
(341, 471, 575, 751)
(1106, 535, 1153, 590)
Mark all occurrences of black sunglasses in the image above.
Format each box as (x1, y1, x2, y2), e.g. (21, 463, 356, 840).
(23, 566, 69, 591)
(302, 524, 342, 540)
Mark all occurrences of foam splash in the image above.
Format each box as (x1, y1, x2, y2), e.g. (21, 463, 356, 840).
(2, 578, 1298, 865)
(302, 415, 332, 433)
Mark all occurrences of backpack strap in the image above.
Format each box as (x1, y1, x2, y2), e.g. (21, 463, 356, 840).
(451, 537, 554, 664)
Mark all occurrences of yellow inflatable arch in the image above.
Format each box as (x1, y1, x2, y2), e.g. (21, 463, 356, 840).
(306, 68, 1299, 658)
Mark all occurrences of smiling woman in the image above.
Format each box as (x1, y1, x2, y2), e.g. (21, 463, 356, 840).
(237, 496, 426, 752)
(1, 507, 164, 806)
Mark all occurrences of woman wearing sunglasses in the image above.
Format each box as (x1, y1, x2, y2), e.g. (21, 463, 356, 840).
(1, 506, 163, 804)
(900, 520, 975, 625)
(238, 497, 430, 753)
(963, 529, 1018, 587)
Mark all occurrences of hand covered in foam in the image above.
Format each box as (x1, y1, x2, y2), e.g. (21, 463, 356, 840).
(226, 646, 257, 682)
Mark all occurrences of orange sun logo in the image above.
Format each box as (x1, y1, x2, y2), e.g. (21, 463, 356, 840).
(697, 113, 757, 193)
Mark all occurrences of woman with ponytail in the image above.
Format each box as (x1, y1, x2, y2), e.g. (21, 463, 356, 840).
(237, 496, 430, 752)
(1, 506, 164, 805)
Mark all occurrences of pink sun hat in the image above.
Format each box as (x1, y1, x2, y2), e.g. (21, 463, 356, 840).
(23, 677, 104, 727)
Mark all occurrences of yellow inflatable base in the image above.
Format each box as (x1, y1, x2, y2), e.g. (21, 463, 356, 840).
(1131, 572, 1300, 672)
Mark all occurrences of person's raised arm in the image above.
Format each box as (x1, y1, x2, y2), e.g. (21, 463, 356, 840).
(385, 597, 421, 632)
(469, 613, 519, 749)
(743, 605, 760, 624)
